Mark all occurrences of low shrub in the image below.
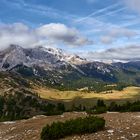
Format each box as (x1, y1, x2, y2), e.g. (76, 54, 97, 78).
(108, 101, 140, 112)
(41, 116, 105, 140)
(86, 107, 107, 115)
(129, 105, 140, 111)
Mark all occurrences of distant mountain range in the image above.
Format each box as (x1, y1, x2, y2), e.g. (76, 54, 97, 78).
(0, 44, 140, 90)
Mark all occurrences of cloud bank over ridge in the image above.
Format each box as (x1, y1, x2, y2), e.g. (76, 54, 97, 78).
(0, 23, 92, 50)
(86, 45, 140, 62)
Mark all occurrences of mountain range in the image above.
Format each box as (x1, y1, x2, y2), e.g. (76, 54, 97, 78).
(0, 44, 140, 91)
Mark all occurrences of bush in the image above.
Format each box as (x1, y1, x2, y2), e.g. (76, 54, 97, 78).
(129, 105, 140, 111)
(108, 101, 140, 112)
(41, 116, 105, 140)
(97, 100, 106, 107)
(108, 102, 119, 111)
(86, 100, 107, 115)
(86, 107, 107, 115)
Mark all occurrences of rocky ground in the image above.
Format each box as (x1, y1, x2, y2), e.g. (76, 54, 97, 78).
(0, 112, 140, 140)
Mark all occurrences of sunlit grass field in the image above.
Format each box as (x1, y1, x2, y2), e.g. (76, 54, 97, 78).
(33, 86, 140, 107)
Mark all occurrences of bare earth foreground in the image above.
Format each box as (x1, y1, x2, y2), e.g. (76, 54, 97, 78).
(0, 112, 140, 140)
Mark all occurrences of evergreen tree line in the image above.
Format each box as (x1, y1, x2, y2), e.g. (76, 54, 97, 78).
(86, 100, 140, 114)
(66, 100, 140, 114)
(0, 90, 140, 122)
(0, 92, 65, 121)
(56, 79, 128, 93)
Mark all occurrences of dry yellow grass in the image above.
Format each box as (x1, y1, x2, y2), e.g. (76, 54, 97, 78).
(33, 86, 140, 102)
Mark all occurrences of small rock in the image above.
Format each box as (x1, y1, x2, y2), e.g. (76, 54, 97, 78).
(120, 136, 128, 140)
(131, 133, 138, 138)
(107, 130, 114, 133)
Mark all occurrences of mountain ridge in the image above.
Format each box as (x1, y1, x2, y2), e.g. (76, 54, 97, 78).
(0, 44, 140, 91)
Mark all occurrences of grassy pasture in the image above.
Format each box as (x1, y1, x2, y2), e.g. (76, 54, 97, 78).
(33, 86, 140, 108)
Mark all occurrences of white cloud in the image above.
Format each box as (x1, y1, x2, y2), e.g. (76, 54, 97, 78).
(36, 23, 92, 46)
(100, 36, 113, 44)
(0, 23, 39, 49)
(86, 45, 140, 61)
(0, 23, 92, 50)
(100, 27, 137, 44)
(109, 27, 137, 38)
(124, 0, 140, 14)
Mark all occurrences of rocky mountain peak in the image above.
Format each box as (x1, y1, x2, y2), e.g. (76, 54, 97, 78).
(0, 45, 89, 72)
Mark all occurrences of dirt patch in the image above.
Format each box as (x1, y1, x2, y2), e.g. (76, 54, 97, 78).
(63, 112, 140, 140)
(0, 112, 140, 140)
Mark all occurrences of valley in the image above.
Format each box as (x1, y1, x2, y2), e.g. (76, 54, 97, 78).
(34, 86, 140, 107)
(34, 86, 140, 101)
(0, 45, 140, 139)
(1, 0, 140, 139)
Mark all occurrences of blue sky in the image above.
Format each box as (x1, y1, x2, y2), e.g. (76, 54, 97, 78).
(0, 0, 140, 61)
